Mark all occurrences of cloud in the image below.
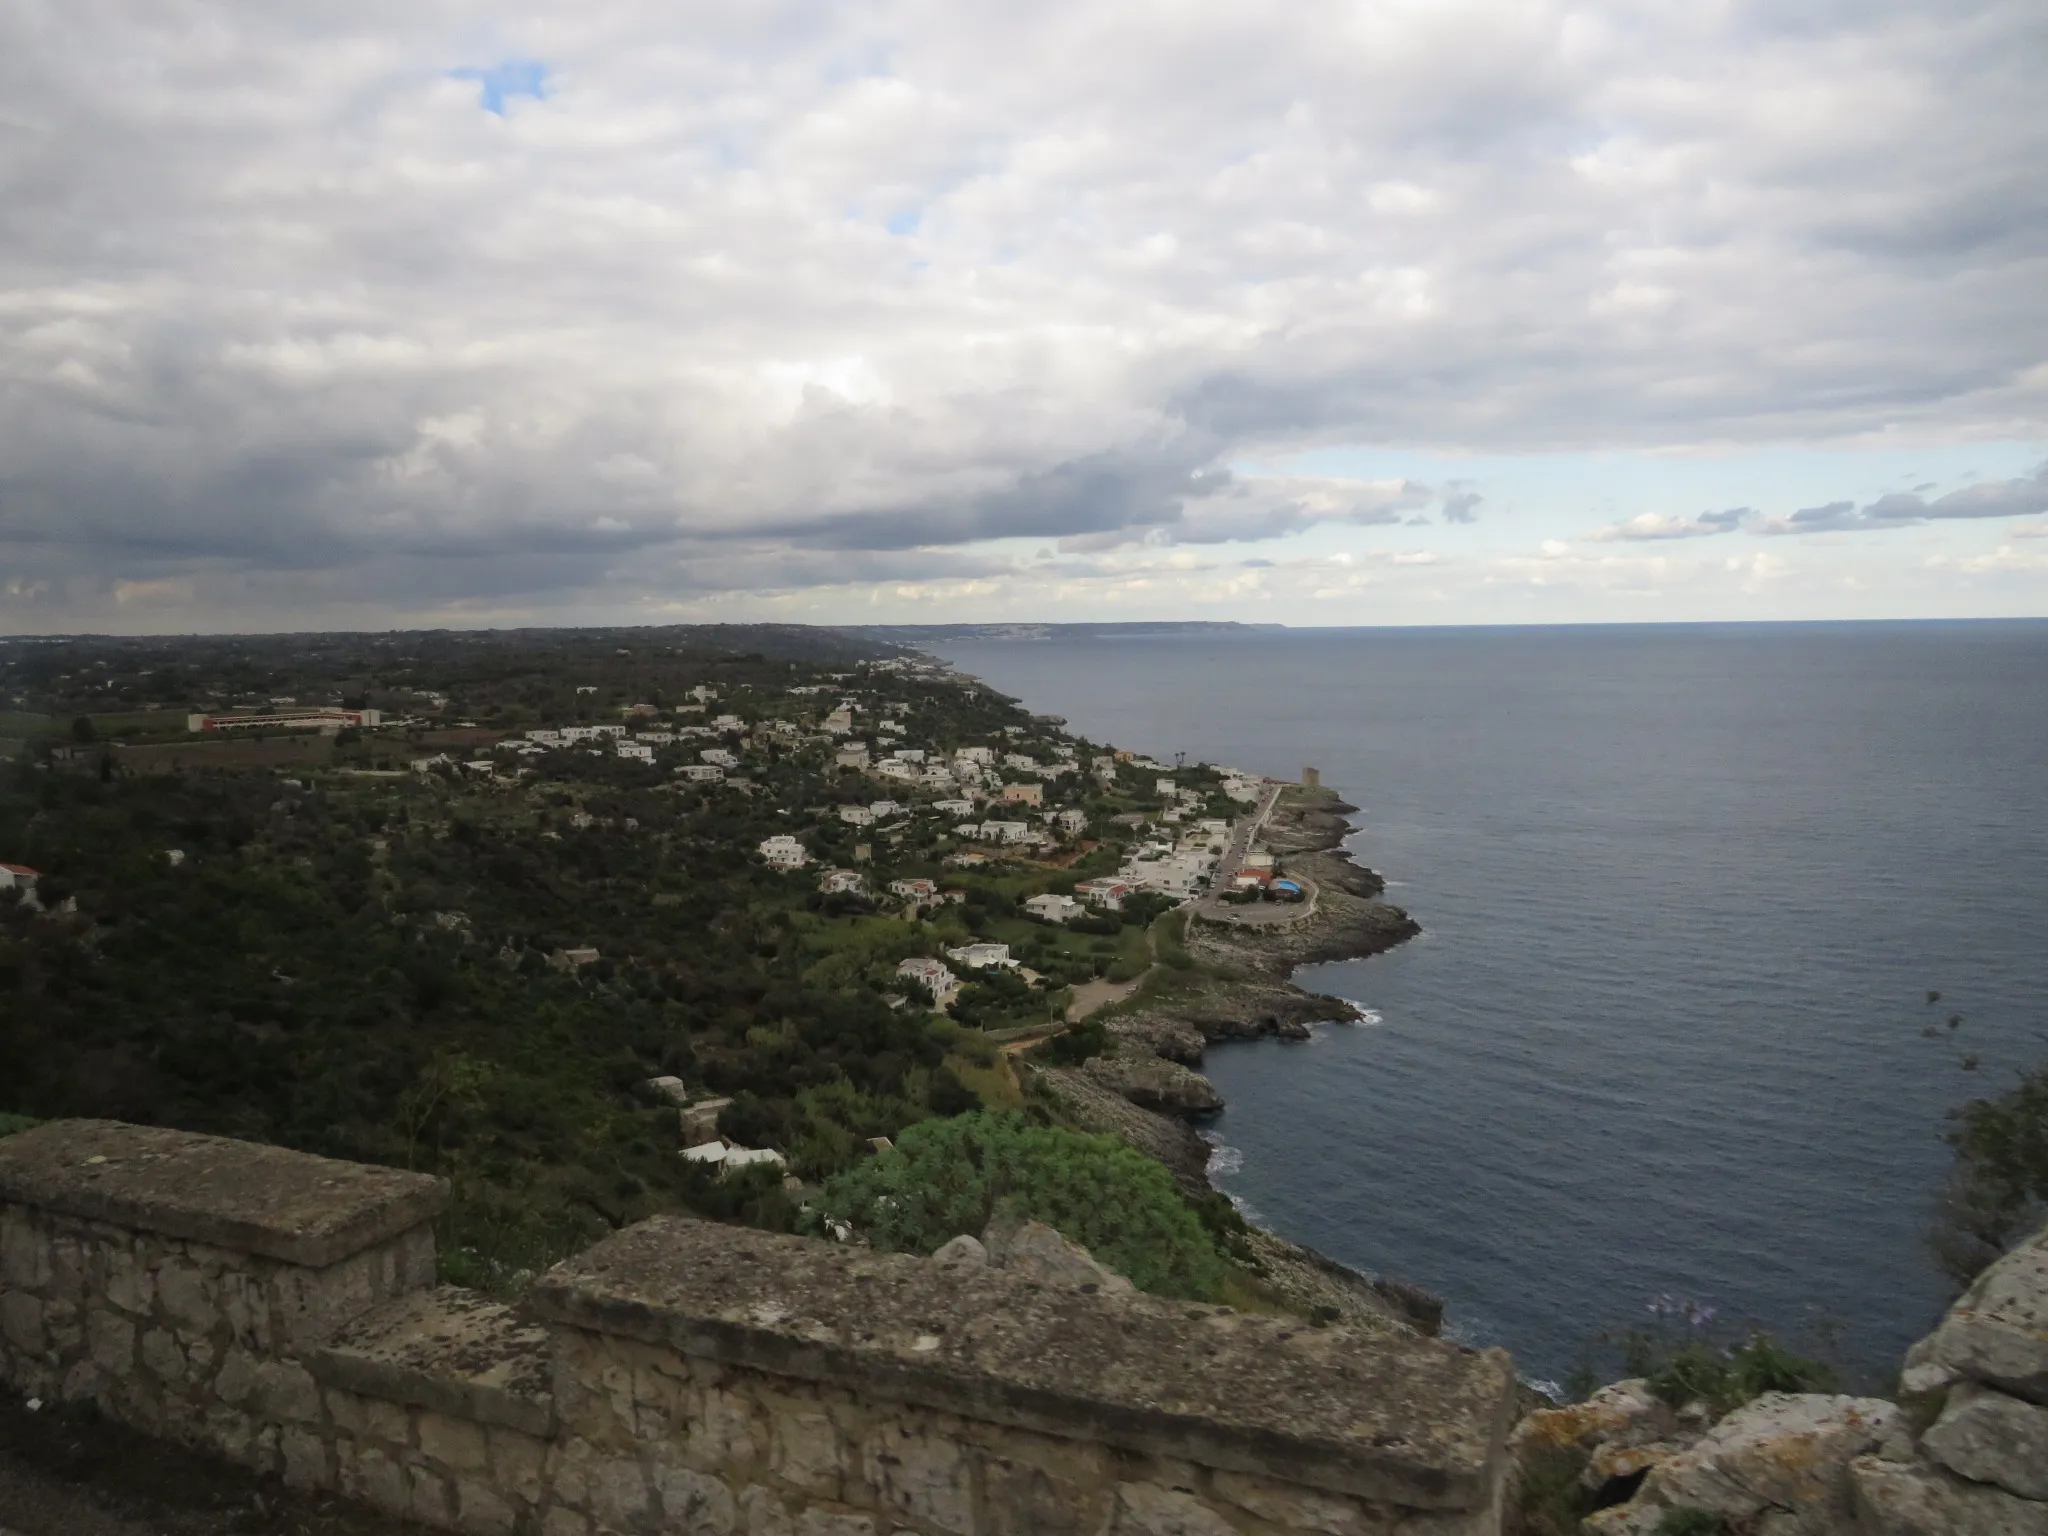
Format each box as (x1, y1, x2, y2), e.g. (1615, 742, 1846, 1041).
(1588, 507, 1750, 541)
(1761, 464, 2048, 534)
(1441, 490, 1484, 524)
(0, 1, 2042, 625)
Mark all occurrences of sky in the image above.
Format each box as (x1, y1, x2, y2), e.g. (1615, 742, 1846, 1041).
(1, 0, 2045, 633)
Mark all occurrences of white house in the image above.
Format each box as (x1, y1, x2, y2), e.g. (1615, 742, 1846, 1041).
(758, 835, 810, 870)
(616, 741, 654, 761)
(946, 941, 1013, 970)
(835, 744, 871, 769)
(1155, 778, 1178, 796)
(979, 820, 1031, 844)
(955, 746, 994, 765)
(526, 729, 563, 746)
(872, 760, 920, 784)
(892, 748, 926, 763)
(1055, 808, 1088, 835)
(869, 800, 904, 820)
(712, 714, 744, 731)
(635, 730, 676, 744)
(933, 799, 976, 817)
(889, 877, 938, 900)
(896, 956, 961, 1007)
(877, 718, 905, 735)
(677, 764, 724, 782)
(819, 868, 865, 895)
(701, 748, 739, 768)
(688, 685, 718, 702)
(0, 863, 39, 900)
(1074, 877, 1132, 910)
(1004, 753, 1039, 773)
(837, 805, 874, 826)
(1023, 893, 1082, 924)
(824, 708, 855, 734)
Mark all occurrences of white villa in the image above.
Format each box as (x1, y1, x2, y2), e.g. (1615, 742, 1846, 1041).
(1023, 893, 1082, 924)
(946, 941, 1013, 970)
(758, 835, 810, 870)
(896, 956, 961, 1007)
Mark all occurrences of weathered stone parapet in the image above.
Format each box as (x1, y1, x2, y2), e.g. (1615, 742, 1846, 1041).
(3, 1122, 1515, 1534)
(0, 1119, 448, 1268)
(527, 1216, 1516, 1533)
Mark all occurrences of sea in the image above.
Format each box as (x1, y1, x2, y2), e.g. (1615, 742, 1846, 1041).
(931, 622, 2048, 1390)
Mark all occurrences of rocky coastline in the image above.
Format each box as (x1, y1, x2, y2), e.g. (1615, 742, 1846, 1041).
(1026, 783, 1434, 1333)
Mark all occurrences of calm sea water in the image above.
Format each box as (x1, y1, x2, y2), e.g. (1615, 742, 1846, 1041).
(933, 623, 2048, 1387)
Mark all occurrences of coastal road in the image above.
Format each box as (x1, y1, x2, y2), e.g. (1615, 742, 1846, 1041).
(1191, 781, 1285, 923)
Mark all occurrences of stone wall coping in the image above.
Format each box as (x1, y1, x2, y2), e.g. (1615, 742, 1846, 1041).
(528, 1215, 1517, 1511)
(0, 1119, 448, 1269)
(308, 1287, 555, 1437)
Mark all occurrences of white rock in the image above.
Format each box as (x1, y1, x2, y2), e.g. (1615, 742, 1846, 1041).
(1906, 1225, 2048, 1404)
(1587, 1392, 1901, 1536)
(1922, 1382, 2048, 1501)
(1850, 1453, 2048, 1536)
(930, 1234, 987, 1269)
(981, 1214, 1133, 1294)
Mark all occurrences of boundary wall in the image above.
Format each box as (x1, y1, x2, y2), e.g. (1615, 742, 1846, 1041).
(0, 1119, 1514, 1535)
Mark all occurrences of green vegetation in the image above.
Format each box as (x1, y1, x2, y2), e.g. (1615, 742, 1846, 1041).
(1652, 1512, 1726, 1536)
(0, 1112, 39, 1137)
(0, 626, 1251, 1296)
(1930, 1060, 2048, 1285)
(806, 1110, 1229, 1300)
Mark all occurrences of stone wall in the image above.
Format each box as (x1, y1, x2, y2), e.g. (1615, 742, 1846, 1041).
(0, 1120, 1517, 1535)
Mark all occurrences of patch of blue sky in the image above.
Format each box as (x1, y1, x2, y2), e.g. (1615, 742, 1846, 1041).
(886, 209, 921, 236)
(1239, 442, 2048, 535)
(450, 60, 549, 117)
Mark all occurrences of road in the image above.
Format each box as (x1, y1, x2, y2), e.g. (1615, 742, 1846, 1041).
(1191, 780, 1285, 923)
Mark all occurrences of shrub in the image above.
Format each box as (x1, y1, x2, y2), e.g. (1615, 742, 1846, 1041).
(809, 1110, 1227, 1299)
(1931, 1063, 2048, 1285)
(1037, 1018, 1108, 1066)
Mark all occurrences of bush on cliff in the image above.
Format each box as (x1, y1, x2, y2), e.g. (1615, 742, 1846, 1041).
(808, 1110, 1227, 1300)
(1930, 1061, 2048, 1285)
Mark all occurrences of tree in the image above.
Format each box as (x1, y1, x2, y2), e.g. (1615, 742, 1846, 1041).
(1932, 1063, 2048, 1285)
(70, 716, 96, 743)
(810, 1110, 1227, 1299)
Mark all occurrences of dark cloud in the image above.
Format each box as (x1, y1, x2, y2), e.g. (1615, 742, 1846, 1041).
(1441, 491, 1484, 524)
(1763, 464, 2048, 533)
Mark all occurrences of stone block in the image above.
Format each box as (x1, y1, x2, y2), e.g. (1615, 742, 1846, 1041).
(1921, 1382, 2048, 1502)
(1213, 1468, 1372, 1534)
(796, 1511, 877, 1536)
(980, 1451, 1111, 1536)
(657, 1463, 740, 1533)
(308, 1286, 555, 1439)
(694, 1384, 767, 1471)
(861, 1422, 972, 1534)
(87, 1307, 136, 1374)
(455, 1476, 520, 1535)
(156, 1259, 215, 1334)
(252, 1358, 323, 1423)
(0, 1208, 52, 1289)
(419, 1408, 492, 1473)
(489, 1423, 551, 1505)
(741, 1484, 796, 1536)
(1113, 1482, 1242, 1536)
(139, 1326, 186, 1384)
(410, 1461, 457, 1527)
(773, 1406, 847, 1496)
(541, 1507, 593, 1536)
(1849, 1453, 2048, 1536)
(0, 1289, 45, 1355)
(590, 1456, 652, 1528)
(344, 1443, 413, 1515)
(280, 1425, 333, 1489)
(102, 1246, 155, 1315)
(214, 1346, 259, 1406)
(0, 1119, 448, 1268)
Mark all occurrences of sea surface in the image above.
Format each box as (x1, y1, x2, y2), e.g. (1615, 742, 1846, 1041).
(932, 622, 2048, 1388)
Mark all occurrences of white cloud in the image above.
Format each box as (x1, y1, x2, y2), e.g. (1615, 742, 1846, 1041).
(0, 0, 2042, 627)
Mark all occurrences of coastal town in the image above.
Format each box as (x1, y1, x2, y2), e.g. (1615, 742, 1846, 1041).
(0, 626, 1382, 1311)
